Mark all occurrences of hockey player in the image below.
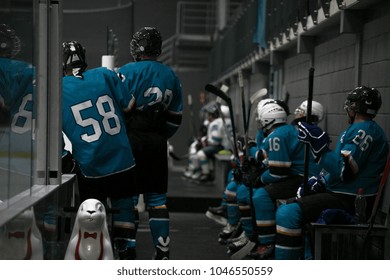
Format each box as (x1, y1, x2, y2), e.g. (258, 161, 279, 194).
(61, 41, 137, 260)
(228, 99, 324, 259)
(0, 23, 34, 141)
(293, 100, 324, 125)
(184, 103, 232, 182)
(211, 99, 279, 246)
(118, 27, 183, 260)
(275, 86, 388, 259)
(190, 103, 227, 182)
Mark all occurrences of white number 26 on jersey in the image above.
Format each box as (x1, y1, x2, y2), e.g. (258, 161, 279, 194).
(71, 95, 121, 143)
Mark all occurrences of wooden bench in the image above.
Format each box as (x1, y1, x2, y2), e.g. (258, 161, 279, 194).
(311, 154, 390, 259)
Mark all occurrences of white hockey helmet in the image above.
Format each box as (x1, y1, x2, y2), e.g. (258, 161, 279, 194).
(257, 102, 287, 133)
(255, 98, 276, 123)
(294, 100, 324, 123)
(220, 105, 230, 118)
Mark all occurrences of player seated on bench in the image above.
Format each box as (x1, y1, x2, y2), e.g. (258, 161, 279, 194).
(274, 86, 389, 260)
(183, 103, 232, 182)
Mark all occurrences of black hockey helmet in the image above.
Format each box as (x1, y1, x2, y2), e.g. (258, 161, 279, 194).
(130, 26, 162, 61)
(344, 86, 382, 117)
(62, 41, 87, 75)
(0, 24, 21, 58)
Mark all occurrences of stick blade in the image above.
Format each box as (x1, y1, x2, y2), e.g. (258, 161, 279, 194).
(250, 88, 268, 104)
(220, 84, 229, 93)
(205, 84, 231, 103)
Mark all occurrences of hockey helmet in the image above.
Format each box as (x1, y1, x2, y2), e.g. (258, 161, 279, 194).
(62, 41, 87, 75)
(204, 103, 219, 118)
(130, 27, 162, 61)
(257, 102, 287, 133)
(344, 86, 381, 117)
(294, 100, 324, 123)
(0, 24, 21, 58)
(257, 98, 276, 111)
(220, 105, 230, 118)
(256, 98, 276, 125)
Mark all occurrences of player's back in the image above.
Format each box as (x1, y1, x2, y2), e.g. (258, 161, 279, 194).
(119, 60, 181, 111)
(0, 58, 35, 159)
(0, 58, 34, 117)
(62, 67, 135, 178)
(327, 120, 388, 195)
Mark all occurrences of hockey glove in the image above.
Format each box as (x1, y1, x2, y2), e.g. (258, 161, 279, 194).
(62, 152, 78, 174)
(247, 138, 257, 149)
(297, 121, 330, 161)
(296, 175, 327, 198)
(241, 156, 265, 187)
(232, 167, 242, 183)
(230, 158, 242, 183)
(236, 136, 245, 154)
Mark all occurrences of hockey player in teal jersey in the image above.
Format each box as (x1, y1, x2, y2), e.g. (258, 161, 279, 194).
(0, 23, 36, 185)
(275, 86, 388, 260)
(229, 99, 324, 259)
(61, 41, 137, 259)
(0, 24, 34, 139)
(118, 27, 183, 260)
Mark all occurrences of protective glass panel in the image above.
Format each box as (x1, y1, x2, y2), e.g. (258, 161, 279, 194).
(0, 0, 35, 201)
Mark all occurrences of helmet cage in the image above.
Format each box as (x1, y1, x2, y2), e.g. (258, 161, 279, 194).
(62, 41, 87, 75)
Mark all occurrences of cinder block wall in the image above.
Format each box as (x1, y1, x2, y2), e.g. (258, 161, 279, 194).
(361, 8, 390, 140)
(281, 6, 390, 149)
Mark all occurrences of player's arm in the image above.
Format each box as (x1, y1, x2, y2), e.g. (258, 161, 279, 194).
(164, 110, 182, 138)
(109, 69, 135, 115)
(319, 130, 362, 182)
(164, 80, 183, 138)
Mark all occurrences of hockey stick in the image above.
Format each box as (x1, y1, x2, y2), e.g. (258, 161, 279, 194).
(238, 69, 247, 134)
(246, 88, 268, 134)
(187, 93, 198, 139)
(303, 67, 314, 195)
(298, 68, 315, 260)
(205, 84, 239, 160)
(231, 90, 265, 259)
(360, 154, 390, 258)
(283, 92, 290, 109)
(215, 85, 236, 156)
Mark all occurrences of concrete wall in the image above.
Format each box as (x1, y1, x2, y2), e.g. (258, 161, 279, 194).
(239, 1, 390, 150)
(63, 0, 179, 69)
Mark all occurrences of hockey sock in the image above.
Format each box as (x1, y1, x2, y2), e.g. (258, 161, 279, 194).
(148, 207, 170, 248)
(239, 205, 253, 238)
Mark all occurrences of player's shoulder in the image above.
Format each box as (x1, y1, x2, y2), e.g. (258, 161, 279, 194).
(85, 67, 119, 80)
(273, 123, 296, 136)
(118, 62, 136, 71)
(0, 57, 33, 73)
(86, 66, 114, 75)
(349, 120, 383, 134)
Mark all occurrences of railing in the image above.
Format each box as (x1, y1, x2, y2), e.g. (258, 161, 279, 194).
(160, 0, 243, 71)
(208, 0, 354, 80)
(176, 1, 216, 38)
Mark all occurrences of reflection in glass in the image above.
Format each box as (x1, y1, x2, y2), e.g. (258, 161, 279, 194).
(0, 203, 44, 259)
(0, 7, 35, 201)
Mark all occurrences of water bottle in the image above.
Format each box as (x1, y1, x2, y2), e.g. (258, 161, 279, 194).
(354, 188, 367, 225)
